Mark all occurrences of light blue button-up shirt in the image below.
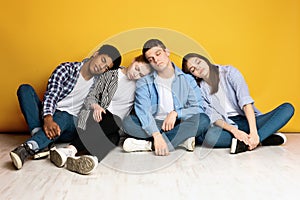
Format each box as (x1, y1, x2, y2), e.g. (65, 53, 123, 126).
(134, 63, 205, 136)
(200, 65, 261, 126)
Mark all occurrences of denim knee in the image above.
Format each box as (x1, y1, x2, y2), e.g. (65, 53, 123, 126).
(17, 84, 34, 97)
(122, 115, 136, 133)
(281, 102, 295, 118)
(199, 113, 210, 129)
(203, 126, 225, 147)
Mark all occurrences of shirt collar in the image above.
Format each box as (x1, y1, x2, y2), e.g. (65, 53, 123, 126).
(151, 62, 184, 79)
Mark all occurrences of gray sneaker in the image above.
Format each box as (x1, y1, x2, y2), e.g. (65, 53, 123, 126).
(10, 143, 35, 170)
(179, 137, 195, 151)
(66, 155, 98, 175)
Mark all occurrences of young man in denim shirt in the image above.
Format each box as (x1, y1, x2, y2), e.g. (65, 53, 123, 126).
(122, 39, 210, 156)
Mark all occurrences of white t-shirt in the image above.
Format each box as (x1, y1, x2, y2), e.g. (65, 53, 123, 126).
(107, 69, 136, 120)
(57, 74, 94, 117)
(154, 74, 175, 120)
(215, 81, 239, 117)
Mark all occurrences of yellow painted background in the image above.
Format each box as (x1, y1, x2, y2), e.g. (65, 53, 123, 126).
(0, 0, 299, 132)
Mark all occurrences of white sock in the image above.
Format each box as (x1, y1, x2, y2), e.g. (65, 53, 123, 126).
(27, 143, 33, 150)
(31, 127, 42, 136)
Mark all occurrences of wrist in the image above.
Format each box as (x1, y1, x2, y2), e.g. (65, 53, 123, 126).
(249, 131, 258, 136)
(152, 132, 161, 138)
(229, 127, 238, 136)
(172, 110, 178, 117)
(91, 103, 98, 110)
(44, 114, 53, 121)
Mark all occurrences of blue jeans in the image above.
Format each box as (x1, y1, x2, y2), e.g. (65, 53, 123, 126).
(17, 84, 78, 151)
(204, 103, 295, 148)
(122, 113, 210, 151)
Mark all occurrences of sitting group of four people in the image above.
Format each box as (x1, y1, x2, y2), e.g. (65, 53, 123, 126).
(10, 39, 294, 175)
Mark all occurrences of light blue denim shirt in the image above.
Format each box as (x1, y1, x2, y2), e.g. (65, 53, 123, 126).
(135, 63, 205, 136)
(200, 65, 261, 126)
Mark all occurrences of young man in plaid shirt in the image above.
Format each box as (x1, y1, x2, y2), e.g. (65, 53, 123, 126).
(10, 44, 122, 170)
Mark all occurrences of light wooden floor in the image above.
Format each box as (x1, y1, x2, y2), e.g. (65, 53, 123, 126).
(1, 133, 300, 200)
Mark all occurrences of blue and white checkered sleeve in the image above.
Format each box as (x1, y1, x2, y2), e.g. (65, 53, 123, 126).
(42, 63, 70, 116)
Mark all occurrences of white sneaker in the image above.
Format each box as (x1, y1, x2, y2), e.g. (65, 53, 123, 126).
(50, 147, 77, 167)
(66, 155, 98, 175)
(179, 137, 195, 151)
(123, 138, 152, 152)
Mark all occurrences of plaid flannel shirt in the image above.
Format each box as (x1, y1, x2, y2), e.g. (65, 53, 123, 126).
(43, 61, 84, 117)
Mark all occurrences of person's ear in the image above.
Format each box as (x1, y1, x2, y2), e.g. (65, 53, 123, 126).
(92, 51, 99, 58)
(165, 48, 170, 57)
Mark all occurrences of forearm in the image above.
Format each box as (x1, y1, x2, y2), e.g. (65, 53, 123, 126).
(43, 64, 69, 116)
(178, 76, 204, 119)
(43, 101, 56, 117)
(215, 119, 250, 145)
(134, 89, 160, 136)
(243, 104, 258, 135)
(214, 119, 237, 136)
(43, 93, 59, 116)
(152, 132, 161, 137)
(84, 90, 99, 109)
(243, 104, 260, 149)
(142, 117, 160, 136)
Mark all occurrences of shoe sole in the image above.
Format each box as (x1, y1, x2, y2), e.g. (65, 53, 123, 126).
(186, 138, 195, 152)
(123, 138, 152, 152)
(50, 149, 65, 167)
(230, 138, 237, 154)
(66, 156, 97, 175)
(10, 152, 22, 169)
(187, 141, 195, 152)
(33, 151, 50, 160)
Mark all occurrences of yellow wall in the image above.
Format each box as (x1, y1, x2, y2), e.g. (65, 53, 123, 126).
(0, 0, 299, 132)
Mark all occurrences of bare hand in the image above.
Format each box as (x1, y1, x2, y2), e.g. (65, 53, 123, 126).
(92, 104, 106, 122)
(153, 132, 169, 156)
(231, 128, 250, 146)
(161, 111, 177, 132)
(248, 133, 260, 150)
(43, 115, 61, 139)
